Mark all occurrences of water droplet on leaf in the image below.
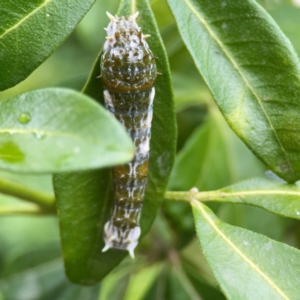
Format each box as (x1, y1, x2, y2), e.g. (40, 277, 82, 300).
(33, 131, 45, 140)
(18, 113, 31, 124)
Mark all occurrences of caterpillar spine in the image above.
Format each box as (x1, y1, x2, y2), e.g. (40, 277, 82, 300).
(100, 12, 157, 258)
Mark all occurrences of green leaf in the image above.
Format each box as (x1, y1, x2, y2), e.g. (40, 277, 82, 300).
(0, 0, 96, 91)
(54, 0, 176, 284)
(205, 171, 300, 220)
(0, 88, 133, 173)
(169, 109, 264, 192)
(123, 264, 161, 300)
(167, 0, 300, 183)
(142, 266, 169, 300)
(53, 169, 112, 285)
(172, 73, 210, 110)
(183, 262, 226, 300)
(142, 261, 224, 300)
(99, 263, 133, 300)
(180, 239, 219, 289)
(166, 271, 197, 300)
(193, 201, 300, 299)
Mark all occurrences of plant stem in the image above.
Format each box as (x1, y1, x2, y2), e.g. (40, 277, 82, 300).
(0, 177, 56, 213)
(0, 204, 53, 216)
(164, 190, 227, 203)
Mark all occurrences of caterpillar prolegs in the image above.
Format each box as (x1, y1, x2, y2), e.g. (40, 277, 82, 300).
(100, 12, 157, 258)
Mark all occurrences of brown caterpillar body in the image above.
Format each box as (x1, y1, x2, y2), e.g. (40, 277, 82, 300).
(100, 12, 157, 258)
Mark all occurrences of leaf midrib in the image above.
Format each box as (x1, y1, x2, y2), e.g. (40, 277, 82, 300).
(193, 200, 289, 300)
(215, 189, 300, 198)
(0, 0, 52, 40)
(0, 128, 94, 143)
(183, 0, 294, 176)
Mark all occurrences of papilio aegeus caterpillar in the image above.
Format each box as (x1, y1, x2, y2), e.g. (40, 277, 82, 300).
(100, 12, 157, 258)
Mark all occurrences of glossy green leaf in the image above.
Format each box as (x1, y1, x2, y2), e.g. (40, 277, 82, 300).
(193, 201, 300, 299)
(204, 171, 300, 220)
(0, 88, 133, 173)
(54, 0, 176, 284)
(0, 0, 96, 91)
(167, 0, 300, 183)
(54, 169, 112, 285)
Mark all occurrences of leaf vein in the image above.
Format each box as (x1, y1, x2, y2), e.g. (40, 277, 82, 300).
(0, 0, 52, 40)
(0, 128, 95, 143)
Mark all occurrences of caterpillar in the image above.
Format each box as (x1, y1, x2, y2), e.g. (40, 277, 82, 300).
(100, 12, 157, 258)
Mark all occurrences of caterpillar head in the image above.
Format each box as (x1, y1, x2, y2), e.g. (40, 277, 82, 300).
(101, 11, 157, 92)
(104, 11, 144, 51)
(102, 221, 141, 259)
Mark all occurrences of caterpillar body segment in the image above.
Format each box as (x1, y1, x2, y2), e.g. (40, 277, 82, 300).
(100, 12, 157, 258)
